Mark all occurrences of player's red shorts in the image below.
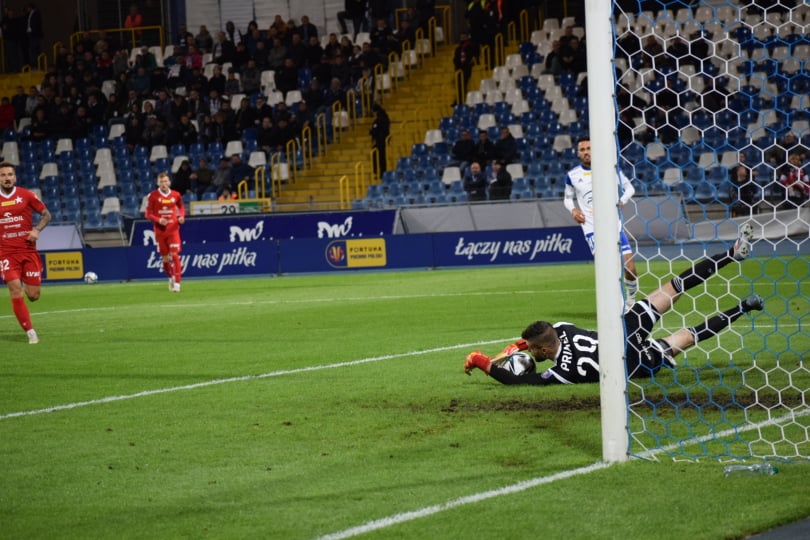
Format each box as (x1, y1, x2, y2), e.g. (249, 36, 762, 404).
(0, 251, 43, 285)
(155, 229, 182, 255)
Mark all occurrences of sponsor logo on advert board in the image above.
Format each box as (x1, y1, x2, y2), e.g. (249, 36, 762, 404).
(326, 238, 386, 268)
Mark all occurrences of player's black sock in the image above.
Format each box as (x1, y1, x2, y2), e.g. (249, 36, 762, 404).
(689, 304, 746, 343)
(671, 251, 734, 294)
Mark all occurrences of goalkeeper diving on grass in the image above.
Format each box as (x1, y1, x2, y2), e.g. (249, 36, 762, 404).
(464, 223, 762, 385)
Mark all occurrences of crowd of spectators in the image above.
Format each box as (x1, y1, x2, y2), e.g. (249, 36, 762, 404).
(2, 3, 442, 198)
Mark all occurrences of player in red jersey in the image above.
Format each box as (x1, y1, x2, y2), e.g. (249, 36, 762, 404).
(145, 172, 185, 292)
(0, 161, 52, 344)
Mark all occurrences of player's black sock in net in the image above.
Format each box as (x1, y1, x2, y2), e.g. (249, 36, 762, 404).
(671, 251, 734, 294)
(689, 304, 746, 343)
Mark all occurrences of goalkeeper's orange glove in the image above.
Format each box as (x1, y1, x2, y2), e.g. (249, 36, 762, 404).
(464, 351, 491, 375)
(499, 339, 528, 357)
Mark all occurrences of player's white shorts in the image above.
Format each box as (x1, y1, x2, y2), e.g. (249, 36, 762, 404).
(583, 227, 633, 256)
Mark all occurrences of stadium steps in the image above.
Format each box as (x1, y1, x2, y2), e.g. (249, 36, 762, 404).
(272, 44, 458, 212)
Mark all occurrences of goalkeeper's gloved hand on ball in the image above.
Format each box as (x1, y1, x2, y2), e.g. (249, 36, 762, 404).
(464, 351, 491, 375)
(499, 339, 528, 357)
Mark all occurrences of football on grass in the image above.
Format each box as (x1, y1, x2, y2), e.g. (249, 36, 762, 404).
(84, 271, 98, 284)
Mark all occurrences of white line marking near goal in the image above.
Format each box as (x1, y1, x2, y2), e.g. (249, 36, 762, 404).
(315, 462, 611, 540)
(0, 338, 514, 421)
(637, 407, 810, 460)
(315, 407, 809, 540)
(0, 288, 589, 320)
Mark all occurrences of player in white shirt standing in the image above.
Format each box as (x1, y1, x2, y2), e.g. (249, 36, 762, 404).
(563, 135, 639, 309)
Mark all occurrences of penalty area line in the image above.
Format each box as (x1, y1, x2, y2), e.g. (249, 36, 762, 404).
(315, 462, 612, 540)
(0, 338, 512, 421)
(315, 410, 810, 540)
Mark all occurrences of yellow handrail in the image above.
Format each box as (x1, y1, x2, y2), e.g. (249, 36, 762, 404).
(285, 138, 298, 184)
(300, 124, 313, 169)
(519, 10, 530, 43)
(253, 164, 266, 199)
(401, 39, 417, 75)
(437, 7, 452, 45)
(338, 175, 350, 209)
(354, 160, 367, 201)
(371, 145, 382, 185)
(345, 87, 357, 126)
(387, 51, 400, 91)
(428, 17, 437, 54)
(507, 21, 517, 47)
(237, 178, 249, 199)
(314, 112, 327, 156)
(68, 25, 165, 54)
(494, 33, 505, 69)
(358, 76, 372, 117)
(330, 100, 345, 143)
(269, 151, 283, 199)
(479, 44, 491, 73)
(415, 27, 426, 57)
(373, 62, 385, 104)
(455, 69, 465, 106)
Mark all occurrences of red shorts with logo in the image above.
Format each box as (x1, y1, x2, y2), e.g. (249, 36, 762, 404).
(0, 251, 43, 285)
(155, 229, 182, 255)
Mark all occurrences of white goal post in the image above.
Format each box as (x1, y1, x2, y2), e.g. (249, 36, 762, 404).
(585, 0, 631, 463)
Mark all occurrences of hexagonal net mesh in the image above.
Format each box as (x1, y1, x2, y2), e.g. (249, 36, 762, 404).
(611, 0, 809, 461)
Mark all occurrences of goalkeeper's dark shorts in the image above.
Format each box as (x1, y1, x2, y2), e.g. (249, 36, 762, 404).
(623, 300, 671, 378)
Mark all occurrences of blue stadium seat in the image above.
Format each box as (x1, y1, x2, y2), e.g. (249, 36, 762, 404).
(122, 195, 141, 216)
(386, 183, 403, 197)
(411, 143, 428, 157)
(405, 181, 423, 195)
(694, 181, 717, 202)
(83, 210, 104, 230)
(546, 161, 565, 176)
(396, 157, 413, 171)
(62, 208, 81, 224)
(510, 187, 533, 200)
(101, 211, 121, 229)
(207, 142, 224, 160)
(512, 177, 529, 192)
(425, 193, 447, 204)
(352, 198, 369, 210)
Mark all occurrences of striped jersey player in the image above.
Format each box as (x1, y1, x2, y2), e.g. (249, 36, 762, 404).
(563, 135, 639, 307)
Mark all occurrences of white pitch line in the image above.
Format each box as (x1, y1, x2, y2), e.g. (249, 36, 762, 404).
(6, 288, 590, 319)
(0, 338, 514, 421)
(636, 407, 810, 460)
(2, 278, 762, 319)
(315, 462, 612, 540)
(314, 410, 809, 540)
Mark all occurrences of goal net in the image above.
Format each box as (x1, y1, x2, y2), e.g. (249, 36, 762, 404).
(609, 0, 810, 461)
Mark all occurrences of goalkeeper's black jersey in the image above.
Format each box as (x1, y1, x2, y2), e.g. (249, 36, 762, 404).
(541, 323, 601, 384)
(487, 322, 601, 386)
(487, 304, 669, 386)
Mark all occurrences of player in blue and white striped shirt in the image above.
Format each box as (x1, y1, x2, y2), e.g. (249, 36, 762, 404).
(563, 135, 639, 309)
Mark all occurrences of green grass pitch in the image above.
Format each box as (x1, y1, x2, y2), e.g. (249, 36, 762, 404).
(2, 259, 808, 539)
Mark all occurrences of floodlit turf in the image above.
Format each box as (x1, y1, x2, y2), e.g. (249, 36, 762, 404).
(2, 260, 809, 539)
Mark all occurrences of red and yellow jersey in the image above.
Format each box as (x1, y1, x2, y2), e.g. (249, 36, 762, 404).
(0, 187, 46, 254)
(145, 189, 185, 232)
